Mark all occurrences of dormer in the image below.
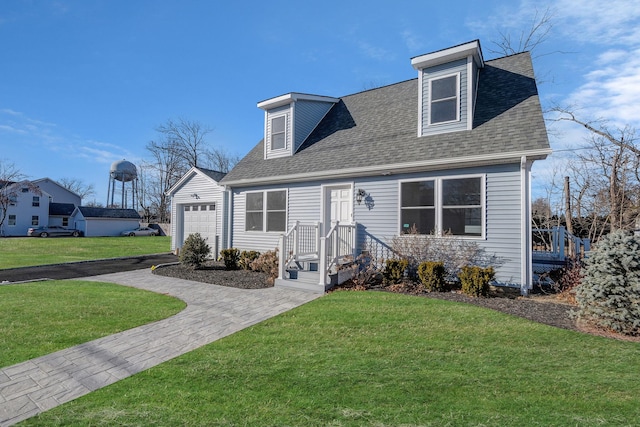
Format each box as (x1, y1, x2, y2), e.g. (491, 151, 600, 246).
(411, 40, 484, 137)
(257, 92, 339, 159)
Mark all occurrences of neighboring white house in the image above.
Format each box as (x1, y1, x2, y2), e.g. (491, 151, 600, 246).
(70, 207, 141, 237)
(170, 40, 552, 294)
(167, 167, 226, 258)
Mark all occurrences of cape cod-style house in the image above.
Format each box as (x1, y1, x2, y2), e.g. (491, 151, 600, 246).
(170, 40, 551, 294)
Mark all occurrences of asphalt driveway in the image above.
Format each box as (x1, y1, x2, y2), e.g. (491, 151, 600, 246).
(0, 253, 179, 283)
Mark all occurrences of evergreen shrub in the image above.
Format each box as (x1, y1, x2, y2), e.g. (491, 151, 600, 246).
(417, 261, 447, 292)
(574, 231, 640, 336)
(383, 258, 409, 284)
(179, 233, 211, 269)
(459, 266, 495, 297)
(220, 248, 240, 270)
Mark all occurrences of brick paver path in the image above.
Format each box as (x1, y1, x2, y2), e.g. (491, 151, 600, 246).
(0, 270, 321, 426)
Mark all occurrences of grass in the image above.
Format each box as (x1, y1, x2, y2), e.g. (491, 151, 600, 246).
(23, 291, 640, 426)
(0, 280, 185, 368)
(0, 236, 171, 269)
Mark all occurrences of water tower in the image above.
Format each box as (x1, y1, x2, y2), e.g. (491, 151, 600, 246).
(107, 159, 138, 209)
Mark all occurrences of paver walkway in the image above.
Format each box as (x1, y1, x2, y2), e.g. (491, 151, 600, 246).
(0, 270, 321, 426)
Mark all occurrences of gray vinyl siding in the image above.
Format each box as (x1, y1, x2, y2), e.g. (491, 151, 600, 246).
(353, 163, 523, 286)
(170, 172, 225, 255)
(229, 163, 525, 285)
(293, 100, 334, 152)
(421, 58, 468, 136)
(265, 105, 291, 160)
(232, 182, 324, 253)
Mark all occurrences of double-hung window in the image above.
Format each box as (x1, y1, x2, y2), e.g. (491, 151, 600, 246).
(270, 116, 286, 150)
(8, 215, 16, 226)
(245, 190, 287, 232)
(429, 74, 459, 125)
(401, 175, 483, 237)
(32, 196, 40, 207)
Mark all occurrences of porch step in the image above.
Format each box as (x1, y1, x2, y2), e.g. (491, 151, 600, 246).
(274, 271, 333, 294)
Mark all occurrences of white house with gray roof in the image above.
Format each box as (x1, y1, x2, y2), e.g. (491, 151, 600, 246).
(173, 40, 551, 294)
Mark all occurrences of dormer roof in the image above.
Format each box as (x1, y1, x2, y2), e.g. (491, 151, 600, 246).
(257, 93, 340, 110)
(411, 40, 484, 70)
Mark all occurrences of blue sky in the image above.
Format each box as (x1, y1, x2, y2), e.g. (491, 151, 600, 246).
(1, 0, 639, 204)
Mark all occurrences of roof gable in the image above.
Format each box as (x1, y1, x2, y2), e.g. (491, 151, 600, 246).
(167, 167, 226, 196)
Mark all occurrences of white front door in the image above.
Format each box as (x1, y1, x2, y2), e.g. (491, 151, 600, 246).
(325, 185, 353, 227)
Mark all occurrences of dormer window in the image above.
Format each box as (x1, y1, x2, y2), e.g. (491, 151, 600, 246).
(429, 74, 459, 125)
(271, 115, 287, 150)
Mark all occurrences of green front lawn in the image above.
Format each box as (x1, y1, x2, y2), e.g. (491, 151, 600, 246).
(23, 291, 640, 426)
(0, 280, 185, 368)
(0, 236, 171, 269)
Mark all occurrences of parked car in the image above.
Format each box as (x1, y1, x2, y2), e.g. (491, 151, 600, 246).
(27, 225, 82, 238)
(121, 226, 159, 237)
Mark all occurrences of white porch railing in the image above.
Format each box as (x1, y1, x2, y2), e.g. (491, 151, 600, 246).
(278, 221, 357, 286)
(278, 221, 321, 280)
(318, 221, 357, 286)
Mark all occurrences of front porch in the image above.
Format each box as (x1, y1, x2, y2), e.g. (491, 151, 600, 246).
(275, 221, 357, 293)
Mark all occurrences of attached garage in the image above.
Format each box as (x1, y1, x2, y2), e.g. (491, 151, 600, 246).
(167, 167, 226, 258)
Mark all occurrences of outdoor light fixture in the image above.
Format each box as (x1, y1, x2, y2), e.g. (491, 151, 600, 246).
(356, 188, 367, 205)
(190, 193, 199, 199)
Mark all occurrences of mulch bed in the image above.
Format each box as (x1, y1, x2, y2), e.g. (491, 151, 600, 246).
(153, 261, 638, 341)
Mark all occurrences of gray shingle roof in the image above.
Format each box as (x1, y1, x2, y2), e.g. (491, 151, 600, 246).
(76, 207, 141, 219)
(199, 168, 226, 182)
(49, 202, 76, 216)
(221, 52, 550, 186)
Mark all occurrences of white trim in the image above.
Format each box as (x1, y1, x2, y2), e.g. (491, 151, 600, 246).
(222, 148, 552, 187)
(269, 114, 288, 151)
(398, 173, 486, 239)
(467, 57, 474, 130)
(258, 93, 340, 110)
(244, 189, 288, 233)
(417, 69, 424, 137)
(520, 156, 532, 294)
(166, 166, 222, 196)
(427, 72, 460, 126)
(411, 40, 484, 70)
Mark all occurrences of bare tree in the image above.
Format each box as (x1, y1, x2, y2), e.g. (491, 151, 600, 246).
(489, 6, 554, 57)
(552, 108, 640, 236)
(0, 160, 40, 235)
(156, 118, 213, 169)
(206, 147, 239, 173)
(58, 177, 95, 201)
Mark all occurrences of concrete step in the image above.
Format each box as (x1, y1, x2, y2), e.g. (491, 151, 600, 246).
(275, 271, 331, 293)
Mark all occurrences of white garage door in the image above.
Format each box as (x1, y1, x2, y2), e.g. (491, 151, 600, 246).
(183, 203, 217, 246)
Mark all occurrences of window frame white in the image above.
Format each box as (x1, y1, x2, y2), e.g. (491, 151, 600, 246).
(399, 174, 485, 239)
(428, 73, 460, 126)
(8, 214, 16, 226)
(270, 114, 287, 151)
(245, 189, 288, 233)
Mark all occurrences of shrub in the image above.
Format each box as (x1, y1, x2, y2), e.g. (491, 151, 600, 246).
(574, 231, 640, 336)
(383, 258, 409, 284)
(250, 249, 279, 285)
(239, 250, 260, 270)
(220, 248, 240, 270)
(349, 253, 384, 289)
(459, 266, 495, 297)
(417, 261, 447, 292)
(179, 233, 211, 269)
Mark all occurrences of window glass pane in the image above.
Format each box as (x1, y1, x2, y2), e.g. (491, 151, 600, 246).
(267, 211, 286, 232)
(8, 215, 16, 226)
(271, 116, 286, 150)
(267, 191, 286, 210)
(32, 216, 39, 226)
(246, 193, 263, 210)
(442, 178, 481, 206)
(246, 212, 263, 231)
(401, 208, 435, 234)
(209, 204, 216, 210)
(431, 76, 457, 100)
(442, 208, 482, 236)
(184, 206, 190, 211)
(401, 181, 434, 207)
(431, 98, 457, 123)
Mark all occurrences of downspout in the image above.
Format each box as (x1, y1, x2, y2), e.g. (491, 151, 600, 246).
(520, 155, 532, 296)
(224, 187, 233, 251)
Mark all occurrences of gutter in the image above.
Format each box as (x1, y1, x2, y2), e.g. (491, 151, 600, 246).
(222, 148, 552, 187)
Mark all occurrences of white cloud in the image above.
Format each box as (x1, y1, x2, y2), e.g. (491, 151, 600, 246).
(357, 41, 395, 61)
(401, 29, 423, 52)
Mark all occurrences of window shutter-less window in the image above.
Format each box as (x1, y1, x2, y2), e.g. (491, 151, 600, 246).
(271, 116, 286, 150)
(430, 75, 458, 124)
